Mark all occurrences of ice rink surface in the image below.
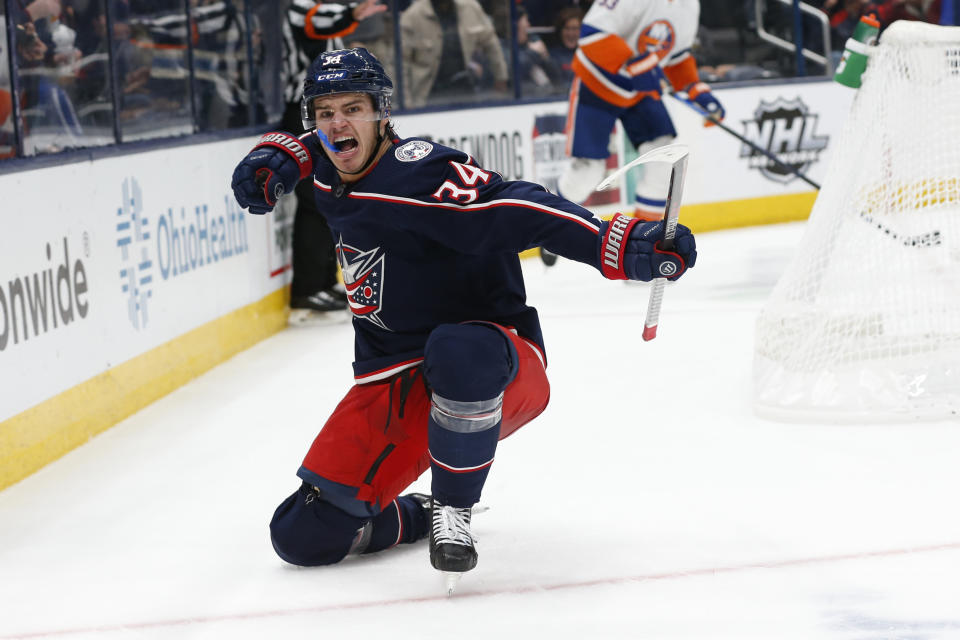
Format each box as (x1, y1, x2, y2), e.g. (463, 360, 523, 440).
(2, 221, 960, 640)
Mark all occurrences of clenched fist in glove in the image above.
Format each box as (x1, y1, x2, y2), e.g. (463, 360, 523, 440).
(599, 213, 697, 282)
(684, 82, 725, 126)
(231, 132, 314, 214)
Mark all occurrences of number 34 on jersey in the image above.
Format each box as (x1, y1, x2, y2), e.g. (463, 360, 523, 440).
(432, 162, 493, 204)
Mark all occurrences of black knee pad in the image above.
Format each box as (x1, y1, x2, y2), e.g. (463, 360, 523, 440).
(423, 323, 517, 402)
(269, 483, 366, 566)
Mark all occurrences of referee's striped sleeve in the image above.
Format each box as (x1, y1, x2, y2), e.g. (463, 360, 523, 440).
(287, 1, 358, 39)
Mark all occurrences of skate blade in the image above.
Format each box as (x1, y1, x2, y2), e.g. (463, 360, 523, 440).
(288, 309, 350, 327)
(444, 571, 462, 596)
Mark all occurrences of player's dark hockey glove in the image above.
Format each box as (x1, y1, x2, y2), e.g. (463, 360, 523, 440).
(625, 55, 665, 96)
(231, 132, 313, 214)
(684, 82, 725, 126)
(598, 213, 696, 282)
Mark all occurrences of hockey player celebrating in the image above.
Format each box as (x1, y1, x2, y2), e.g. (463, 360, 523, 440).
(557, 0, 725, 220)
(231, 48, 697, 591)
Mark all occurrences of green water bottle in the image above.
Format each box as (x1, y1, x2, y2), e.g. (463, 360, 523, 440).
(834, 15, 881, 88)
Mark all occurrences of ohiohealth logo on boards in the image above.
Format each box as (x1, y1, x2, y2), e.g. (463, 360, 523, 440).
(115, 177, 249, 330)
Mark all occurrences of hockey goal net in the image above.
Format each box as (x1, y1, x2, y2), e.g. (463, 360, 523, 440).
(753, 20, 960, 422)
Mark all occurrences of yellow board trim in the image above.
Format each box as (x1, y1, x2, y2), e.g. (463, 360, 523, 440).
(681, 191, 817, 233)
(0, 288, 289, 492)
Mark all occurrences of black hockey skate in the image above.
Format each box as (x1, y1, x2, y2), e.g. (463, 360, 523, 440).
(289, 286, 349, 326)
(539, 247, 558, 266)
(429, 498, 477, 594)
(404, 492, 431, 541)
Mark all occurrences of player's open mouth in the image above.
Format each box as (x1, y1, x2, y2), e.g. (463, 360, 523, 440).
(334, 136, 358, 153)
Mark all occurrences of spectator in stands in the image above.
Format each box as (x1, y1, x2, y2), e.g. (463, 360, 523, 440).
(820, 0, 939, 50)
(344, 0, 395, 73)
(547, 7, 582, 90)
(509, 5, 562, 97)
(71, 1, 126, 128)
(821, 0, 877, 46)
(478, 0, 510, 39)
(189, 0, 245, 131)
(522, 0, 591, 28)
(85, 1, 156, 124)
(14, 12, 85, 154)
(1, 14, 15, 159)
(400, 0, 509, 108)
(874, 0, 941, 25)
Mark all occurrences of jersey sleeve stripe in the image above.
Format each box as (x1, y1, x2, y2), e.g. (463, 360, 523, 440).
(664, 55, 700, 91)
(346, 191, 602, 234)
(572, 51, 640, 108)
(578, 23, 604, 38)
(668, 47, 693, 63)
(577, 31, 633, 74)
(564, 78, 581, 157)
(625, 53, 659, 76)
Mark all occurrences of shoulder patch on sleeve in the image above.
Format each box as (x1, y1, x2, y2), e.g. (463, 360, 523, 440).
(394, 140, 434, 162)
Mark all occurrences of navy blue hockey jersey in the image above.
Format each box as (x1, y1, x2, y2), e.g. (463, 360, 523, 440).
(306, 136, 609, 383)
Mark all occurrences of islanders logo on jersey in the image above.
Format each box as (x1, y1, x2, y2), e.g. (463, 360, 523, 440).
(336, 237, 390, 331)
(638, 20, 676, 60)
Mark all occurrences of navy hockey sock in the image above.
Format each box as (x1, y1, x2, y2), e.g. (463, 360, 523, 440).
(423, 322, 516, 508)
(362, 494, 430, 553)
(429, 415, 501, 507)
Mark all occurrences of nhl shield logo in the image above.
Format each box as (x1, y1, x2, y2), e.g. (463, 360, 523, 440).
(336, 238, 389, 330)
(740, 97, 829, 184)
(395, 140, 433, 162)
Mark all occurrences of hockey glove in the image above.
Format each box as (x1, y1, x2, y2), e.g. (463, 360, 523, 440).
(685, 82, 725, 126)
(599, 213, 696, 282)
(231, 132, 314, 214)
(625, 55, 665, 96)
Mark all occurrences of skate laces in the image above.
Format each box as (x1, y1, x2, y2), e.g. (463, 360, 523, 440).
(433, 504, 474, 547)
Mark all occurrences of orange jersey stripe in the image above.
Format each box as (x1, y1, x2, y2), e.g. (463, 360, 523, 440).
(0, 90, 12, 125)
(578, 33, 633, 74)
(571, 52, 662, 109)
(663, 56, 700, 92)
(564, 77, 580, 157)
(625, 53, 659, 76)
(572, 56, 638, 108)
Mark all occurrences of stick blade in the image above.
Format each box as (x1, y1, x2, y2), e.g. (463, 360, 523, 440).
(595, 143, 690, 191)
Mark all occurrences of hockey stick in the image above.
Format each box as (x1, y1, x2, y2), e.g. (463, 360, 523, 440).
(596, 143, 691, 341)
(665, 91, 822, 190)
(596, 143, 690, 192)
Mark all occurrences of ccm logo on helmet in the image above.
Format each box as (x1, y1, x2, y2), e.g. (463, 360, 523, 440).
(316, 72, 348, 81)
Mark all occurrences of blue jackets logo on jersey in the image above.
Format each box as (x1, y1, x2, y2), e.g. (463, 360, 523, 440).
(336, 237, 389, 330)
(395, 140, 433, 162)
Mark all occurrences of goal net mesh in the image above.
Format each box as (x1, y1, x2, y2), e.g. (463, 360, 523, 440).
(753, 20, 960, 421)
